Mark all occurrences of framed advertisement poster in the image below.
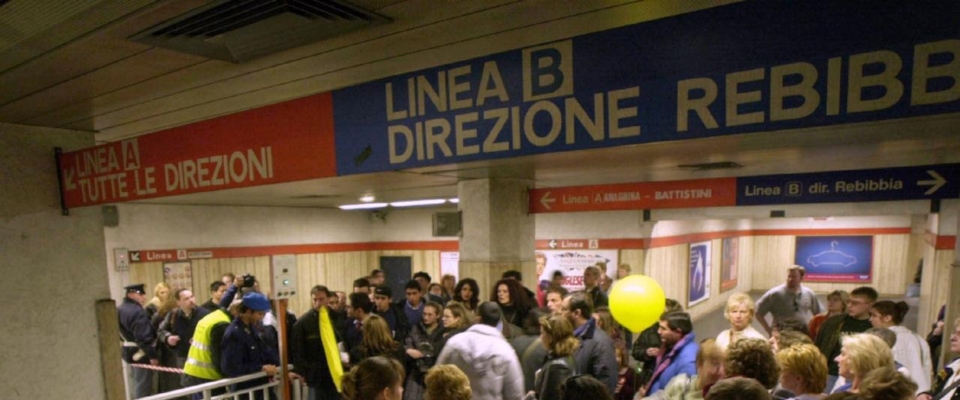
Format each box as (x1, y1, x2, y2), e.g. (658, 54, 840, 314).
(536, 249, 619, 293)
(720, 237, 739, 292)
(794, 236, 873, 282)
(688, 241, 712, 307)
(440, 252, 460, 282)
(163, 261, 193, 291)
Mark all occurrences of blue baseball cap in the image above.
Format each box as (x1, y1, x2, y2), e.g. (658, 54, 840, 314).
(242, 292, 271, 311)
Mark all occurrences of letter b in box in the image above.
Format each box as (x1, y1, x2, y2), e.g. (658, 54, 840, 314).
(523, 40, 573, 102)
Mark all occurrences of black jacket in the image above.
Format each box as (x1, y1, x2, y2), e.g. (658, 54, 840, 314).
(118, 297, 159, 364)
(536, 355, 576, 400)
(291, 308, 340, 389)
(574, 319, 619, 393)
(631, 322, 661, 386)
(158, 306, 210, 358)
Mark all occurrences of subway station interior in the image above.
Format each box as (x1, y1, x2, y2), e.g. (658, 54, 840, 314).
(2, 1, 959, 399)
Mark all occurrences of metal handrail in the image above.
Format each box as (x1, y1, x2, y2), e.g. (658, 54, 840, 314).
(137, 370, 303, 400)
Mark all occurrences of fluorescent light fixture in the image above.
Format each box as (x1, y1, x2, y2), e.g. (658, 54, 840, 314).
(359, 194, 376, 202)
(390, 199, 447, 207)
(339, 202, 388, 210)
(448, 198, 459, 204)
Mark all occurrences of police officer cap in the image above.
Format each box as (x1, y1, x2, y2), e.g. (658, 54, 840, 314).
(124, 283, 146, 295)
(374, 285, 392, 297)
(242, 292, 271, 311)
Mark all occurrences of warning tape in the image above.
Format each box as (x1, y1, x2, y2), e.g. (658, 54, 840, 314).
(129, 363, 185, 374)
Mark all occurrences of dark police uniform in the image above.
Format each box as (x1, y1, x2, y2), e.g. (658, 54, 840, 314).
(221, 317, 280, 400)
(118, 285, 159, 399)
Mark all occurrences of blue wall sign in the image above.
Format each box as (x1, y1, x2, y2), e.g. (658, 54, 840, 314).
(333, 1, 960, 175)
(736, 164, 960, 205)
(795, 236, 873, 282)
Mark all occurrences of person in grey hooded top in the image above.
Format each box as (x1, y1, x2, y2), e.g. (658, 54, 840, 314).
(436, 301, 525, 400)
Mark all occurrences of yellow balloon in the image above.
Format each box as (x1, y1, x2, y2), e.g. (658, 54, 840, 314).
(609, 275, 666, 333)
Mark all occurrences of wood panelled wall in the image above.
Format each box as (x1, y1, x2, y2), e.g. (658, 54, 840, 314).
(643, 237, 755, 321)
(750, 234, 915, 296)
(918, 244, 955, 333)
(129, 250, 442, 316)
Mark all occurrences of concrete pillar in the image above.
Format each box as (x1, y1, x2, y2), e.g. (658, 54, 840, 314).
(1, 123, 119, 399)
(457, 178, 535, 299)
(943, 211, 960, 367)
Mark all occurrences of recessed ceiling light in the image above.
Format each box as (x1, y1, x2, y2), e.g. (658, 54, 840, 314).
(339, 203, 388, 210)
(390, 199, 447, 207)
(359, 194, 376, 202)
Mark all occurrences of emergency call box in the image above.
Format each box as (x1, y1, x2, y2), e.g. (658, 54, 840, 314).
(271, 254, 297, 299)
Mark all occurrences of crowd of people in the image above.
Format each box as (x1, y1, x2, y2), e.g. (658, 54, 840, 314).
(116, 265, 960, 400)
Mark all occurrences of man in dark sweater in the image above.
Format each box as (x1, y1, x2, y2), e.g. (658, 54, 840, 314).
(158, 288, 209, 368)
(200, 281, 227, 312)
(814, 286, 877, 393)
(291, 285, 343, 400)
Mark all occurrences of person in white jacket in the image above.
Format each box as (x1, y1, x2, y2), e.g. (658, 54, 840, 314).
(868, 300, 933, 395)
(436, 301, 525, 400)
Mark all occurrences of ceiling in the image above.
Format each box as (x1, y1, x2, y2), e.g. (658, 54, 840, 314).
(2, 0, 959, 209)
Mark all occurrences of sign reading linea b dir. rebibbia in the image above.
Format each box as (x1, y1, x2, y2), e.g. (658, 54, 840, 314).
(332, 1, 960, 175)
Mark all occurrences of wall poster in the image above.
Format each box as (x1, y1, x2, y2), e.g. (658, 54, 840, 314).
(163, 261, 193, 291)
(440, 252, 460, 282)
(720, 237, 738, 292)
(688, 241, 712, 307)
(794, 236, 873, 283)
(536, 249, 619, 294)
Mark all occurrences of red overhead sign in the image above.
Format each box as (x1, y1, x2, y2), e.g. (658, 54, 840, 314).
(529, 178, 737, 213)
(57, 93, 337, 208)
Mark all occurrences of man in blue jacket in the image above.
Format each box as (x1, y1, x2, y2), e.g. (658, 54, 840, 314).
(644, 312, 699, 396)
(221, 292, 280, 400)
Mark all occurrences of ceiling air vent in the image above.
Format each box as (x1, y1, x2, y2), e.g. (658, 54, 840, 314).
(677, 161, 743, 171)
(129, 0, 391, 63)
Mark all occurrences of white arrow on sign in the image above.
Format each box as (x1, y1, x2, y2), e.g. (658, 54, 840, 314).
(918, 170, 947, 195)
(63, 168, 77, 191)
(540, 191, 556, 210)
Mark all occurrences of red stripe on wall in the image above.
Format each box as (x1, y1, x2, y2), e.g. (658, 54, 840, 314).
(925, 230, 957, 250)
(134, 241, 459, 261)
(136, 227, 928, 261)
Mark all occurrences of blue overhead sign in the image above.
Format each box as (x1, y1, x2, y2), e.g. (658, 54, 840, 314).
(736, 164, 960, 206)
(332, 0, 960, 175)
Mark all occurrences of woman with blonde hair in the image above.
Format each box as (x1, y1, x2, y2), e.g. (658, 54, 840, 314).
(716, 293, 766, 349)
(777, 343, 828, 399)
(531, 315, 580, 400)
(351, 314, 402, 364)
(425, 364, 472, 400)
(341, 355, 405, 400)
(831, 333, 895, 394)
(146, 282, 172, 318)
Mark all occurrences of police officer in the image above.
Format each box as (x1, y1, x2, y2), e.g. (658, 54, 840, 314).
(221, 292, 280, 400)
(118, 283, 159, 399)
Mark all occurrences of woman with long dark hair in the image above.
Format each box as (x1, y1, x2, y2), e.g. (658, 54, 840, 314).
(454, 278, 480, 312)
(491, 278, 532, 328)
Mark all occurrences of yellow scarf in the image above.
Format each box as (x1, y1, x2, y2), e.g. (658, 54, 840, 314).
(319, 307, 344, 392)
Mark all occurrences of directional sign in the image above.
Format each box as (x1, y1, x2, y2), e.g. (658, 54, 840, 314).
(529, 178, 737, 213)
(529, 164, 960, 213)
(736, 164, 960, 206)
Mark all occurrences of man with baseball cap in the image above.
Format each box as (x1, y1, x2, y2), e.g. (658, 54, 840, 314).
(373, 285, 410, 342)
(118, 283, 159, 399)
(221, 292, 280, 399)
